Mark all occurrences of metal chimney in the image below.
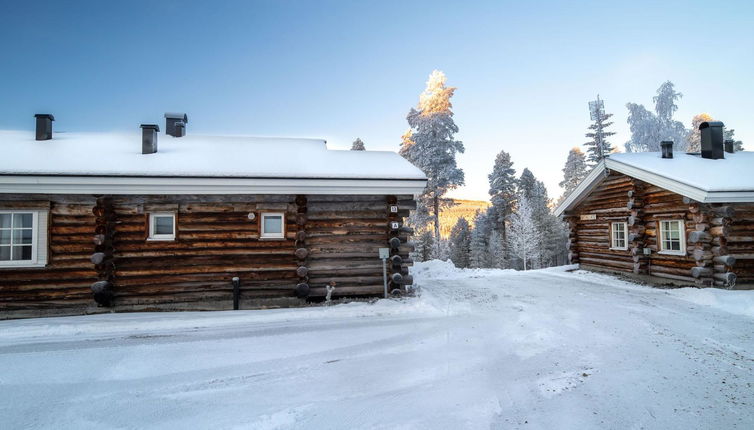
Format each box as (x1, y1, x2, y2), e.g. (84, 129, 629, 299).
(661, 141, 673, 159)
(164, 113, 188, 137)
(699, 121, 724, 160)
(140, 124, 160, 154)
(34, 114, 55, 140)
(724, 140, 735, 154)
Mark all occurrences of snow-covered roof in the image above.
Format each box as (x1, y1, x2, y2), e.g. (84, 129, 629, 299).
(0, 130, 427, 195)
(555, 151, 754, 216)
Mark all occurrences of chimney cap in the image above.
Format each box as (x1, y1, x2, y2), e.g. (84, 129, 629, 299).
(140, 124, 160, 131)
(699, 121, 724, 130)
(164, 112, 188, 123)
(34, 114, 55, 121)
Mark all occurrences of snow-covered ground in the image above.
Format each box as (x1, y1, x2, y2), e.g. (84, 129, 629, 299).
(1, 262, 753, 429)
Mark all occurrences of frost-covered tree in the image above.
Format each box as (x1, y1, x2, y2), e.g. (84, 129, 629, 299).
(487, 230, 506, 269)
(625, 81, 689, 152)
(724, 128, 744, 151)
(448, 217, 471, 268)
(400, 70, 465, 254)
(559, 148, 588, 197)
(413, 230, 434, 262)
(686, 113, 714, 152)
(584, 98, 616, 163)
(351, 138, 366, 151)
(508, 196, 538, 270)
(488, 150, 517, 238)
(469, 210, 492, 268)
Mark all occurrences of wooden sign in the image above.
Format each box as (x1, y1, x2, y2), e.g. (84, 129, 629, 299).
(580, 214, 597, 221)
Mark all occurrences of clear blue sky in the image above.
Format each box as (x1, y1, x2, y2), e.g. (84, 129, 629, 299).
(2, 0, 753, 200)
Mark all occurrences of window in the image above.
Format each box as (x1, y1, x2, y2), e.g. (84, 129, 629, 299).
(0, 210, 47, 267)
(610, 222, 628, 250)
(659, 220, 685, 255)
(148, 212, 176, 240)
(260, 213, 285, 239)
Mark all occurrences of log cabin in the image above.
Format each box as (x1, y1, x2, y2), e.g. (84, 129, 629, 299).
(556, 121, 754, 289)
(0, 114, 427, 319)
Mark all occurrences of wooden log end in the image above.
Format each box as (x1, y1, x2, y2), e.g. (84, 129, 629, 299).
(294, 248, 309, 260)
(295, 283, 310, 298)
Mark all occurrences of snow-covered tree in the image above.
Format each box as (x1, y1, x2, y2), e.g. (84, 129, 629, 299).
(469, 210, 491, 268)
(584, 98, 616, 163)
(508, 196, 538, 270)
(686, 113, 714, 152)
(351, 138, 366, 151)
(400, 70, 465, 255)
(413, 230, 434, 262)
(448, 218, 471, 268)
(625, 81, 689, 152)
(487, 229, 506, 269)
(488, 150, 517, 238)
(724, 128, 744, 151)
(559, 147, 588, 198)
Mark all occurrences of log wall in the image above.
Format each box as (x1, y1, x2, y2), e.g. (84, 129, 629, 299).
(0, 193, 416, 319)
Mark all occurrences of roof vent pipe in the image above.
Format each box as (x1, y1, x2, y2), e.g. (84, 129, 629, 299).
(165, 113, 188, 137)
(140, 124, 160, 154)
(34, 114, 55, 140)
(724, 140, 735, 154)
(661, 141, 673, 159)
(699, 121, 725, 160)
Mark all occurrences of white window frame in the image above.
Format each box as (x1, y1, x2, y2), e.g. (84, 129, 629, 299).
(0, 210, 43, 268)
(260, 212, 285, 239)
(148, 212, 176, 241)
(658, 219, 686, 256)
(610, 221, 628, 250)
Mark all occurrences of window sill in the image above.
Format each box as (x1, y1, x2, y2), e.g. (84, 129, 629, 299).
(610, 247, 629, 251)
(259, 237, 286, 241)
(658, 250, 686, 256)
(0, 263, 46, 269)
(147, 237, 176, 242)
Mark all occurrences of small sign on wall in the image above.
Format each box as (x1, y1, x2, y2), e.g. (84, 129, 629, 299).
(580, 214, 597, 221)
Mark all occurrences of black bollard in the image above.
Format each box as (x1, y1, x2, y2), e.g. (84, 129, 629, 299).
(232, 277, 240, 310)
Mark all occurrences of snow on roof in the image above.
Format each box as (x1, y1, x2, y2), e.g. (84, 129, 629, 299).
(0, 130, 426, 181)
(608, 151, 754, 192)
(555, 151, 754, 216)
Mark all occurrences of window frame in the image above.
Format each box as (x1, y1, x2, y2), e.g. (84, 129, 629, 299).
(0, 210, 40, 267)
(260, 212, 285, 239)
(658, 219, 686, 256)
(610, 221, 628, 251)
(148, 212, 176, 241)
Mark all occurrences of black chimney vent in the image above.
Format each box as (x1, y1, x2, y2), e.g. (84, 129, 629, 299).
(724, 140, 735, 154)
(34, 114, 55, 141)
(661, 141, 673, 159)
(164, 113, 188, 137)
(140, 124, 160, 154)
(699, 121, 724, 160)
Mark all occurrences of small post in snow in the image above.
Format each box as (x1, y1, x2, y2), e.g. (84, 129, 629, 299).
(232, 277, 240, 310)
(379, 247, 390, 298)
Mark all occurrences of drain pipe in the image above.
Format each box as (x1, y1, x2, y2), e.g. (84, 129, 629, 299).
(232, 277, 240, 310)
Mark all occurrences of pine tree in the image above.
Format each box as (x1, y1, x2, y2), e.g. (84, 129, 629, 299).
(559, 147, 588, 198)
(724, 128, 744, 151)
(584, 97, 616, 163)
(469, 210, 491, 268)
(487, 230, 506, 269)
(448, 217, 471, 268)
(488, 150, 517, 240)
(413, 230, 434, 262)
(400, 70, 465, 256)
(508, 195, 538, 270)
(686, 113, 714, 152)
(625, 81, 689, 152)
(351, 138, 366, 151)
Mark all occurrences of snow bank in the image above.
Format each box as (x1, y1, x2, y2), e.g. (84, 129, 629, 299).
(666, 287, 754, 319)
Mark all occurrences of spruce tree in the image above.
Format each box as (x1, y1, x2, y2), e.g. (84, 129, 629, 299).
(584, 97, 616, 163)
(400, 70, 465, 255)
(351, 138, 366, 151)
(469, 210, 491, 268)
(487, 230, 506, 269)
(559, 148, 588, 198)
(488, 150, 517, 240)
(448, 218, 471, 268)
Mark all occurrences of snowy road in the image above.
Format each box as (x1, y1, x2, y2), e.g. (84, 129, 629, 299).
(1, 262, 753, 429)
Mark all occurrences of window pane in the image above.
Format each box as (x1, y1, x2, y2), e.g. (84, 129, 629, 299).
(13, 229, 33, 245)
(263, 216, 283, 234)
(0, 246, 9, 261)
(13, 213, 33, 229)
(0, 229, 10, 245)
(0, 214, 10, 229)
(154, 216, 174, 235)
(12, 245, 32, 261)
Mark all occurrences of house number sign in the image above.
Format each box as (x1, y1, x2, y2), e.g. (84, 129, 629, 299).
(580, 214, 597, 221)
